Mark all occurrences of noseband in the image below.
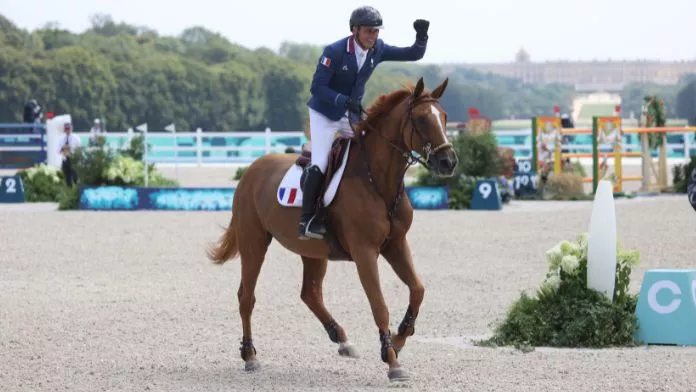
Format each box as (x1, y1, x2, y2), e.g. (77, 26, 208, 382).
(348, 95, 452, 243)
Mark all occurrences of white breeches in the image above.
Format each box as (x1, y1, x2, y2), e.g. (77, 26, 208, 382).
(308, 107, 355, 173)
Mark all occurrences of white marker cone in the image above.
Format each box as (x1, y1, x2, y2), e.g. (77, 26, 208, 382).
(587, 180, 617, 301)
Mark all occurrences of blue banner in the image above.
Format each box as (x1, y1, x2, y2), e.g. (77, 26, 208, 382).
(405, 186, 449, 209)
(79, 186, 448, 211)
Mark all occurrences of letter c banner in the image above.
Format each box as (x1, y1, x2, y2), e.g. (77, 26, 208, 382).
(648, 280, 681, 314)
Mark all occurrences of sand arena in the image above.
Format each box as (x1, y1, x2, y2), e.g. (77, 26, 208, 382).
(1, 167, 696, 391)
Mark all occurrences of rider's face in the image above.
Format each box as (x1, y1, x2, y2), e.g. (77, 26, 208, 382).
(354, 26, 380, 49)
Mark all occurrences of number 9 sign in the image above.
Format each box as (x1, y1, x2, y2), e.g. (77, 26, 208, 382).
(471, 179, 502, 210)
(0, 175, 25, 203)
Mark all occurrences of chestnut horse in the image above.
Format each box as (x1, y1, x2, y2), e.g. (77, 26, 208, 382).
(206, 77, 458, 382)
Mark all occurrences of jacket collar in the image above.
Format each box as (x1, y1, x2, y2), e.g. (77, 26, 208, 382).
(346, 36, 355, 54)
(346, 36, 372, 55)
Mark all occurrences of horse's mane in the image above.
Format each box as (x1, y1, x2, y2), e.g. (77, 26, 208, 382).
(356, 82, 429, 132)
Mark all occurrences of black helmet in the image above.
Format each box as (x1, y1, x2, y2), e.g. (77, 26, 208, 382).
(349, 6, 383, 31)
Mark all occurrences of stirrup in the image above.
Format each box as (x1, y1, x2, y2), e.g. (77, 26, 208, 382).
(299, 215, 325, 240)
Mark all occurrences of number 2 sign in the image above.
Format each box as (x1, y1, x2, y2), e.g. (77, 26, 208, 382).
(0, 175, 25, 203)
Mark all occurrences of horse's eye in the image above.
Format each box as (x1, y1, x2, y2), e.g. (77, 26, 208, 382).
(417, 117, 427, 126)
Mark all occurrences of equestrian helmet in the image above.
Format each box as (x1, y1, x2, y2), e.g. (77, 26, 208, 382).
(349, 6, 383, 30)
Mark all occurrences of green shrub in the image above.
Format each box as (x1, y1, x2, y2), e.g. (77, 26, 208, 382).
(414, 131, 503, 188)
(70, 144, 118, 186)
(16, 138, 178, 208)
(105, 155, 177, 187)
(58, 141, 177, 209)
(17, 164, 65, 202)
(57, 185, 81, 210)
(456, 132, 504, 178)
(672, 155, 696, 193)
(121, 134, 147, 161)
(233, 166, 248, 180)
(478, 232, 640, 349)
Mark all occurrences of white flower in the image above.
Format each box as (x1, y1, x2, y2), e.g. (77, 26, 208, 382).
(560, 254, 580, 275)
(559, 240, 581, 257)
(546, 242, 564, 268)
(539, 273, 562, 296)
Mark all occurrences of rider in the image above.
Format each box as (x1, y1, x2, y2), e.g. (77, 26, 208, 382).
(299, 6, 430, 240)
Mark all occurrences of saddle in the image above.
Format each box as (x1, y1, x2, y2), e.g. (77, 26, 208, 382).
(294, 135, 353, 262)
(296, 135, 352, 198)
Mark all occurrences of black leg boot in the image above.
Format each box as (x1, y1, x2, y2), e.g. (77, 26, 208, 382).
(298, 165, 327, 240)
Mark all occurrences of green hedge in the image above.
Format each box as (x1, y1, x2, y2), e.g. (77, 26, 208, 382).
(17, 134, 177, 209)
(672, 155, 696, 193)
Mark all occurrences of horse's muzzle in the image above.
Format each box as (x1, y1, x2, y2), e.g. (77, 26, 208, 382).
(428, 147, 458, 177)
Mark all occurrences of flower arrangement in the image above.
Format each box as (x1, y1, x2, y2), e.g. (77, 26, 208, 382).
(17, 163, 64, 202)
(105, 155, 146, 185)
(478, 232, 641, 349)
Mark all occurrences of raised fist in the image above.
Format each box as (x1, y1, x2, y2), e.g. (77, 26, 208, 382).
(413, 19, 430, 40)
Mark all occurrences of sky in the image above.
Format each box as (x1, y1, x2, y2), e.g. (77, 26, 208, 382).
(1, 0, 694, 64)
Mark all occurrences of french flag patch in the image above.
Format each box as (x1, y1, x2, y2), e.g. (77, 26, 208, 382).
(278, 187, 299, 204)
(320, 56, 331, 68)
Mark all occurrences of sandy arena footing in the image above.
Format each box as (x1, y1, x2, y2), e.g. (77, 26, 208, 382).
(1, 191, 695, 391)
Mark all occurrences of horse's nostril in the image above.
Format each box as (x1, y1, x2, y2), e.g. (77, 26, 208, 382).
(439, 156, 453, 168)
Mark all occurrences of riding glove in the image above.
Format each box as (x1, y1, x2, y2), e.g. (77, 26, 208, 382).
(413, 19, 430, 41)
(346, 98, 363, 116)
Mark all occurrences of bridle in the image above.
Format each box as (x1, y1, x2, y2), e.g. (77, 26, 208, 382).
(347, 94, 453, 241)
(354, 96, 452, 169)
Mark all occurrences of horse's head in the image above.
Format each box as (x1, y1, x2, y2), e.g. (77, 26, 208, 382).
(402, 77, 458, 177)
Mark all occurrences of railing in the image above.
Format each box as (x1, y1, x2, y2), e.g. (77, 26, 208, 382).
(0, 123, 47, 168)
(1, 123, 695, 169)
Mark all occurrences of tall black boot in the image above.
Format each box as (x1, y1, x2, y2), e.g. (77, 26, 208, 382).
(298, 165, 327, 240)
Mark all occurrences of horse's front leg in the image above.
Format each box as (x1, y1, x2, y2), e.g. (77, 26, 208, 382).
(352, 248, 410, 382)
(380, 237, 424, 354)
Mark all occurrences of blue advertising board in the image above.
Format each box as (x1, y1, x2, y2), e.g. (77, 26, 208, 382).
(80, 186, 449, 211)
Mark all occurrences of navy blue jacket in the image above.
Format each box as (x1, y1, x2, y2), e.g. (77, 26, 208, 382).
(307, 35, 427, 121)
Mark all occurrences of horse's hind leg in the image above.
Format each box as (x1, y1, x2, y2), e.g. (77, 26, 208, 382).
(380, 238, 424, 354)
(300, 256, 358, 358)
(237, 229, 272, 371)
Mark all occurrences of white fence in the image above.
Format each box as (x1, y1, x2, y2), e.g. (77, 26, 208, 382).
(2, 124, 695, 168)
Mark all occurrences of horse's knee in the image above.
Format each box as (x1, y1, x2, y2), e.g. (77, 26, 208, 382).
(300, 284, 319, 306)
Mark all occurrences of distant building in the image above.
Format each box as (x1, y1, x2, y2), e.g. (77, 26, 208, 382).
(458, 48, 696, 91)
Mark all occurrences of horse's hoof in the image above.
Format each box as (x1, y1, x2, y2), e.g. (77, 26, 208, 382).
(388, 366, 410, 382)
(244, 360, 261, 372)
(338, 341, 359, 358)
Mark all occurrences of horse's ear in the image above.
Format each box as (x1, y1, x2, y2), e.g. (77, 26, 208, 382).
(431, 78, 449, 99)
(413, 77, 425, 98)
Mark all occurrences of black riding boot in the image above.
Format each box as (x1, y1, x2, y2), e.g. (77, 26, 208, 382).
(298, 165, 327, 240)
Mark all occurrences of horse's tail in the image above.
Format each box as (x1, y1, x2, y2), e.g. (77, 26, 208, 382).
(207, 213, 239, 264)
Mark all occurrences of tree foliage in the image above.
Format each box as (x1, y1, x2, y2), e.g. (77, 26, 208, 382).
(0, 13, 689, 133)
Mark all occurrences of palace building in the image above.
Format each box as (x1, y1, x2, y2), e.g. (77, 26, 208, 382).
(459, 48, 696, 91)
